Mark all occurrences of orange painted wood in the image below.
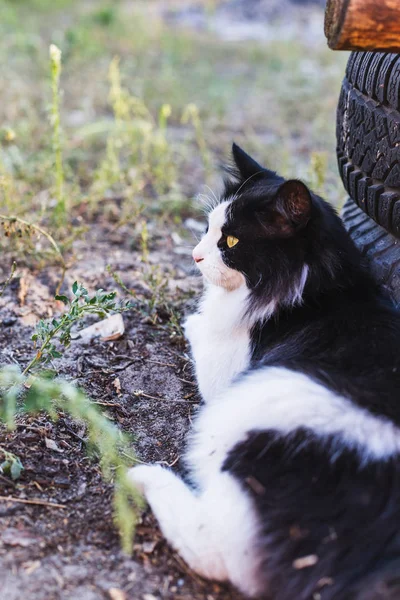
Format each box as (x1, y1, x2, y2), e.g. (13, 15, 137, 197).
(325, 0, 400, 51)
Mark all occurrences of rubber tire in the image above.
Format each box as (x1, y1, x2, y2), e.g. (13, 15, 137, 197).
(337, 52, 400, 238)
(341, 197, 400, 307)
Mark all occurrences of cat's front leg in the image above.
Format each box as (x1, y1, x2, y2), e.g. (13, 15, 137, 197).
(183, 312, 212, 398)
(129, 465, 261, 597)
(128, 465, 228, 581)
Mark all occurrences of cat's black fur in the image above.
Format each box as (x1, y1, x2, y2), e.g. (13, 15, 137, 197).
(225, 429, 400, 600)
(222, 145, 400, 599)
(222, 144, 400, 423)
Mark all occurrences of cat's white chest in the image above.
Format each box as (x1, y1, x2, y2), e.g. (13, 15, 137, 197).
(184, 285, 251, 403)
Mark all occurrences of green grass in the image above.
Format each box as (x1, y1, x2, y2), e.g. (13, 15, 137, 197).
(0, 0, 348, 239)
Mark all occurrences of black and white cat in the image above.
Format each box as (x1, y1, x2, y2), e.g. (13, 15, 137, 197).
(129, 144, 400, 600)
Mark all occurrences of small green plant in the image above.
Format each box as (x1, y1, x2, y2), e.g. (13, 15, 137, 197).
(0, 168, 14, 211)
(49, 44, 66, 223)
(140, 219, 149, 263)
(0, 215, 65, 266)
(308, 151, 328, 193)
(91, 58, 179, 207)
(107, 265, 184, 338)
(92, 5, 117, 27)
(0, 366, 142, 552)
(0, 261, 16, 298)
(0, 445, 23, 480)
(0, 281, 141, 552)
(25, 281, 133, 375)
(181, 103, 211, 178)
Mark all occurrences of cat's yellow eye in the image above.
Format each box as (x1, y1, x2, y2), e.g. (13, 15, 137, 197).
(227, 235, 239, 248)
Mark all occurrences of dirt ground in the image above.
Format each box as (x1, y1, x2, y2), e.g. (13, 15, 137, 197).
(0, 0, 343, 598)
(0, 213, 247, 600)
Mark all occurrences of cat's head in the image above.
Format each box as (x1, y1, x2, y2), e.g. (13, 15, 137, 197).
(193, 144, 361, 314)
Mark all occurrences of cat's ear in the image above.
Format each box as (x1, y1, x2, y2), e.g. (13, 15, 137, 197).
(275, 180, 311, 230)
(231, 143, 264, 180)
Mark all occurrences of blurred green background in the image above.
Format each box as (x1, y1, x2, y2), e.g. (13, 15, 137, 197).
(0, 0, 349, 264)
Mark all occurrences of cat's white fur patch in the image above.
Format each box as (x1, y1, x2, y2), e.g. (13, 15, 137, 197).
(184, 284, 251, 402)
(192, 201, 245, 290)
(129, 464, 262, 597)
(292, 264, 309, 305)
(186, 367, 400, 490)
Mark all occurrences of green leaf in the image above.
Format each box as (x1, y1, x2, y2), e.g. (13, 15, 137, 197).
(10, 458, 23, 480)
(55, 295, 69, 305)
(72, 281, 78, 294)
(39, 369, 57, 379)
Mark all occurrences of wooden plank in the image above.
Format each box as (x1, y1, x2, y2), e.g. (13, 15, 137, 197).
(325, 0, 400, 51)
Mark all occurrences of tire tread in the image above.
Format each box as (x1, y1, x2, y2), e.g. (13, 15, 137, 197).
(341, 198, 400, 306)
(337, 52, 400, 237)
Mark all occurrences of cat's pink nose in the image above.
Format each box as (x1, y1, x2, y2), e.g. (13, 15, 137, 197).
(193, 250, 204, 263)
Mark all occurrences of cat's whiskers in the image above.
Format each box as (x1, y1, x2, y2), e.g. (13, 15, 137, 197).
(197, 189, 220, 215)
(204, 185, 220, 208)
(197, 193, 213, 212)
(190, 232, 201, 243)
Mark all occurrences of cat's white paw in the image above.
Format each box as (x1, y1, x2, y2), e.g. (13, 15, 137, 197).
(128, 464, 174, 496)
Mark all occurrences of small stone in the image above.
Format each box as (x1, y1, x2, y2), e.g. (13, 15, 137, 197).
(2, 317, 16, 327)
(142, 540, 157, 554)
(53, 476, 70, 489)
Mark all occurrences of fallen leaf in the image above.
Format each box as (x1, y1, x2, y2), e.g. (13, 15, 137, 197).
(108, 589, 126, 600)
(317, 577, 334, 588)
(293, 554, 319, 570)
(23, 560, 41, 575)
(20, 312, 40, 327)
(75, 313, 125, 343)
(113, 377, 122, 396)
(45, 438, 63, 453)
(18, 276, 28, 306)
